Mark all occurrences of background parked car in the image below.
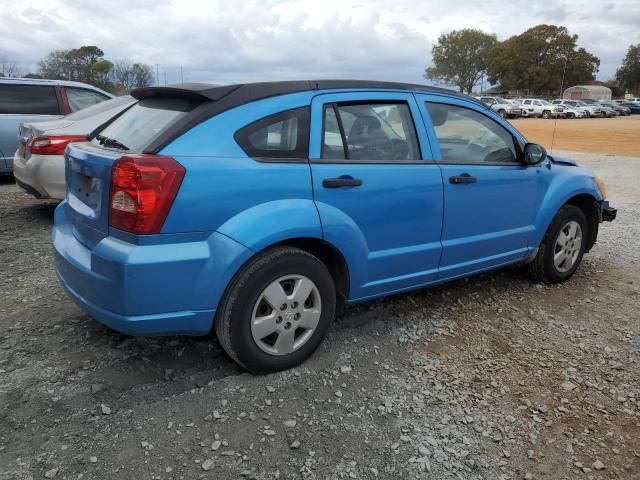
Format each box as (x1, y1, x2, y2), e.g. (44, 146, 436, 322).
(519, 99, 565, 118)
(573, 100, 602, 118)
(476, 96, 523, 118)
(13, 95, 136, 200)
(614, 101, 640, 114)
(0, 78, 112, 173)
(599, 101, 630, 115)
(551, 100, 587, 118)
(552, 99, 589, 118)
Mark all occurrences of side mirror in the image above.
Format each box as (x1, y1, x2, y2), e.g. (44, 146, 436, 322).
(523, 143, 547, 165)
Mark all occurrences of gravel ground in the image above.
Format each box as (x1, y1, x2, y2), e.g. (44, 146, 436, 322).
(1, 151, 638, 480)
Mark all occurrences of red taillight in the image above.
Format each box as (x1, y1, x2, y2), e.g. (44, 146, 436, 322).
(109, 155, 185, 234)
(27, 135, 86, 155)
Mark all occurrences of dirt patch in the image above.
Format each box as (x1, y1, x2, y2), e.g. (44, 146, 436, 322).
(510, 116, 640, 156)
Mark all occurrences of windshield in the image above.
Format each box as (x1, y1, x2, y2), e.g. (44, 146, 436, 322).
(66, 95, 134, 121)
(496, 97, 508, 103)
(90, 97, 197, 153)
(539, 100, 553, 106)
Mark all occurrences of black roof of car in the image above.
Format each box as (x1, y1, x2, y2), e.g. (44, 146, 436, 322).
(130, 80, 485, 155)
(131, 80, 476, 106)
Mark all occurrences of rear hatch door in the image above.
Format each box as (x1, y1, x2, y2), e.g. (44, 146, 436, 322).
(64, 95, 202, 248)
(66, 143, 122, 248)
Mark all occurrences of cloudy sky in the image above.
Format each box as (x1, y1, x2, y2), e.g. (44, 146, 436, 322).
(1, 0, 638, 87)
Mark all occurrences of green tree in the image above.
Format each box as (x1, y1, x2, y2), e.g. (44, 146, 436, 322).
(425, 29, 497, 93)
(112, 60, 154, 92)
(38, 46, 114, 90)
(616, 44, 640, 94)
(487, 25, 599, 96)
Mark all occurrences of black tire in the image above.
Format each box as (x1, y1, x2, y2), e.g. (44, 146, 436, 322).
(215, 246, 336, 373)
(527, 205, 588, 284)
(542, 110, 551, 119)
(498, 109, 507, 119)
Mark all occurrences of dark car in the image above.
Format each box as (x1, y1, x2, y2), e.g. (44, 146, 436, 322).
(616, 102, 640, 114)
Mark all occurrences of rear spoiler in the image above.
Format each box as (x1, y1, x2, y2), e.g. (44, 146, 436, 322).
(131, 83, 240, 102)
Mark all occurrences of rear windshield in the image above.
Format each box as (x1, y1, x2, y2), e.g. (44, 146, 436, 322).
(90, 97, 196, 153)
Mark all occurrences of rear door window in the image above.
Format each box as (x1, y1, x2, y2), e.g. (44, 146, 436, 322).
(66, 87, 110, 112)
(321, 102, 421, 161)
(0, 84, 60, 115)
(90, 97, 197, 153)
(235, 107, 310, 160)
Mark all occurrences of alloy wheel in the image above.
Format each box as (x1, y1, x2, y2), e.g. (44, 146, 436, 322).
(250, 275, 322, 356)
(553, 220, 583, 273)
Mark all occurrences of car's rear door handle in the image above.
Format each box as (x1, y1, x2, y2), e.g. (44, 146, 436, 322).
(449, 174, 477, 185)
(322, 177, 363, 188)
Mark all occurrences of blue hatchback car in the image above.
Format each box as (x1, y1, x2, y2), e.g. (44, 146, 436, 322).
(53, 81, 616, 372)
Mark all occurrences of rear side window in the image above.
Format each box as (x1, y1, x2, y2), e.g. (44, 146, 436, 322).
(66, 87, 109, 112)
(0, 84, 60, 115)
(235, 107, 310, 160)
(90, 97, 196, 153)
(321, 102, 421, 161)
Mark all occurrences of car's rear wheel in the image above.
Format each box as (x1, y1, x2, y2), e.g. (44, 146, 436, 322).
(498, 109, 507, 118)
(215, 246, 336, 373)
(527, 205, 588, 284)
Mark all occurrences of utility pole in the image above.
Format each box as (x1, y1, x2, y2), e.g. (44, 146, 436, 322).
(164, 70, 167, 86)
(156, 64, 159, 86)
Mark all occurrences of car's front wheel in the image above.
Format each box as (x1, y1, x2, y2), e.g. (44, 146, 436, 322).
(498, 109, 507, 118)
(527, 205, 588, 283)
(215, 246, 336, 373)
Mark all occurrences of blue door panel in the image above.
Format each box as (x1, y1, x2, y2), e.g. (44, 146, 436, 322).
(437, 163, 544, 276)
(308, 92, 444, 300)
(414, 93, 550, 279)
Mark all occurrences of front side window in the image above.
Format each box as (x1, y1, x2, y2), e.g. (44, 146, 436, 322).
(66, 87, 109, 112)
(235, 107, 309, 160)
(0, 84, 60, 115)
(426, 103, 518, 164)
(321, 102, 421, 161)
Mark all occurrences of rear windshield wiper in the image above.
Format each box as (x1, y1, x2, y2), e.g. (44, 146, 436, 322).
(96, 134, 129, 151)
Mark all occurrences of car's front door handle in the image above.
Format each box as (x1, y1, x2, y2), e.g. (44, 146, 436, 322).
(322, 177, 363, 188)
(449, 174, 477, 185)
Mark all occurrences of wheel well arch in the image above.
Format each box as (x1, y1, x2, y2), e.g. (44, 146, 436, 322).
(564, 194, 599, 252)
(271, 237, 350, 310)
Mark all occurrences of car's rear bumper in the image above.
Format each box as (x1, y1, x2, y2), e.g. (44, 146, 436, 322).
(52, 201, 252, 336)
(13, 151, 65, 199)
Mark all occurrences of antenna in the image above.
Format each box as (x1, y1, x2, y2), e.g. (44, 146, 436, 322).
(550, 52, 570, 154)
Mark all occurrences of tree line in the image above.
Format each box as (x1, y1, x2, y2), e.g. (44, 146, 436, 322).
(0, 46, 154, 94)
(425, 24, 640, 97)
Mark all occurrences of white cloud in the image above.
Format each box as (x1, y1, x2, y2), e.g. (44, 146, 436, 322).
(0, 0, 637, 85)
